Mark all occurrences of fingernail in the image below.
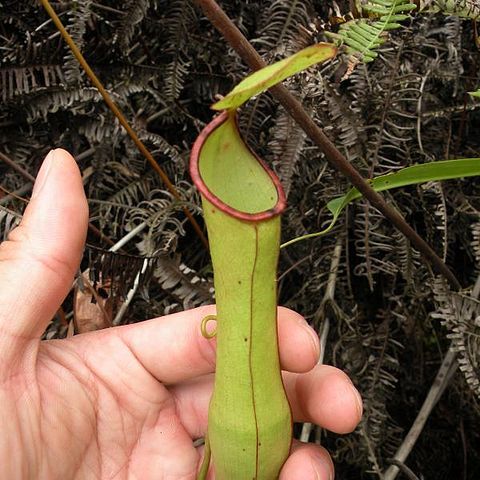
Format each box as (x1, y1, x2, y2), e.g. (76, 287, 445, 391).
(311, 451, 334, 480)
(32, 149, 55, 199)
(304, 324, 320, 361)
(350, 384, 363, 419)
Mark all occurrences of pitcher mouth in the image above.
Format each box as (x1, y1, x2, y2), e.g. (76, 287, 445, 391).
(190, 110, 286, 222)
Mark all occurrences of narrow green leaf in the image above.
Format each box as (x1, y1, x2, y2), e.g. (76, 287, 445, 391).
(348, 29, 383, 47)
(371, 0, 393, 6)
(392, 3, 417, 12)
(212, 43, 337, 111)
(363, 5, 390, 14)
(344, 36, 370, 51)
(350, 23, 381, 40)
(380, 13, 410, 21)
(281, 158, 480, 248)
(328, 158, 480, 212)
(345, 47, 378, 61)
(381, 22, 403, 29)
(469, 88, 480, 98)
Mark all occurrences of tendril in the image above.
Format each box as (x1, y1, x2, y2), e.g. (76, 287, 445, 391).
(201, 314, 217, 339)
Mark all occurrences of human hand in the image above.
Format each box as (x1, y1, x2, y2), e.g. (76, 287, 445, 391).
(0, 149, 362, 479)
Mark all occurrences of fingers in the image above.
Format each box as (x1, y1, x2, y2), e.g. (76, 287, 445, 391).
(170, 373, 213, 439)
(279, 440, 334, 480)
(169, 364, 362, 439)
(115, 305, 319, 384)
(195, 438, 334, 480)
(0, 149, 88, 377)
(277, 306, 320, 372)
(284, 365, 363, 434)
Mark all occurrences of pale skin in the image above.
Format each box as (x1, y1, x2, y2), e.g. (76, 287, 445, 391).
(0, 149, 363, 479)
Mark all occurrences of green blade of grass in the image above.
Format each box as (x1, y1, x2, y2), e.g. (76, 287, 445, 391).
(281, 158, 480, 248)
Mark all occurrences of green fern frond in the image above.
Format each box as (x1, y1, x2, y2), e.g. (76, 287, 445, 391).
(326, 0, 417, 62)
(253, 0, 311, 55)
(427, 0, 480, 19)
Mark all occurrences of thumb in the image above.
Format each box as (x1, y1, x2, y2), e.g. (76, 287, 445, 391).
(0, 149, 88, 376)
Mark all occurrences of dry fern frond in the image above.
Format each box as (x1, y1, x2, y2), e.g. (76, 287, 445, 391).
(432, 277, 480, 398)
(268, 109, 307, 198)
(153, 255, 214, 311)
(0, 206, 21, 241)
(117, 0, 151, 50)
(334, 310, 404, 472)
(62, 0, 93, 84)
(0, 65, 65, 103)
(253, 0, 312, 55)
(85, 245, 157, 312)
(161, 0, 198, 102)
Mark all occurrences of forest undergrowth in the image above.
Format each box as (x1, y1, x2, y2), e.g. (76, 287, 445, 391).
(1, 1, 480, 478)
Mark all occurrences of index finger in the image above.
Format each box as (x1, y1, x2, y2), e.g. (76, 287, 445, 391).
(73, 305, 320, 384)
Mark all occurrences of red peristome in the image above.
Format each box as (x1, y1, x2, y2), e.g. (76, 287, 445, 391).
(190, 110, 286, 222)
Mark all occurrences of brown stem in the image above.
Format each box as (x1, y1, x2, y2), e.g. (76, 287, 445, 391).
(0, 152, 35, 182)
(192, 0, 461, 290)
(39, 0, 208, 250)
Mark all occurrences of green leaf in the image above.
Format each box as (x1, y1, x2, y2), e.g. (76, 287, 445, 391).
(469, 88, 480, 98)
(326, 1, 416, 65)
(211, 43, 337, 111)
(281, 158, 480, 248)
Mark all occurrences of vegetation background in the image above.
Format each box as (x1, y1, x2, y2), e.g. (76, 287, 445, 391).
(1, 0, 480, 478)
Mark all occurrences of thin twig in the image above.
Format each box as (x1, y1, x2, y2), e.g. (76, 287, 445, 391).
(300, 239, 342, 443)
(299, 317, 329, 444)
(0, 152, 35, 182)
(0, 204, 23, 219)
(192, 0, 461, 290)
(0, 184, 31, 205)
(383, 346, 457, 480)
(39, 0, 208, 250)
(87, 223, 118, 249)
(386, 459, 420, 480)
(112, 258, 149, 325)
(76, 147, 96, 162)
(383, 271, 480, 479)
(109, 221, 148, 253)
